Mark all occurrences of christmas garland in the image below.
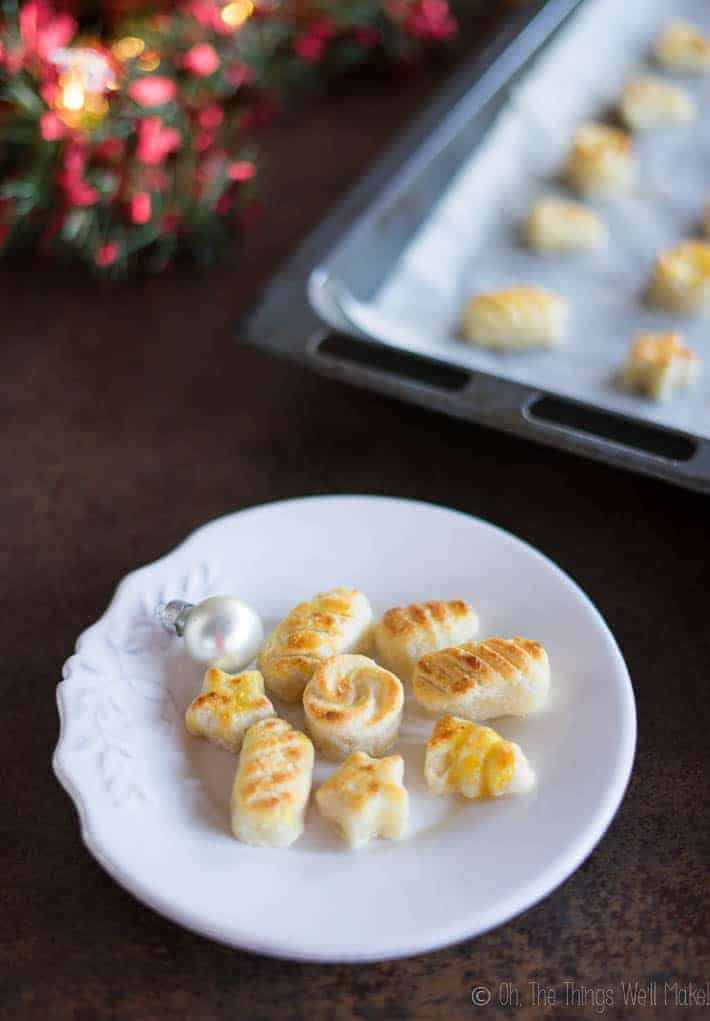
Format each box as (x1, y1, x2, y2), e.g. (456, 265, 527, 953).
(0, 0, 460, 274)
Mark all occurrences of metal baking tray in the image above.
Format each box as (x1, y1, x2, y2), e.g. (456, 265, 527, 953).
(239, 0, 710, 494)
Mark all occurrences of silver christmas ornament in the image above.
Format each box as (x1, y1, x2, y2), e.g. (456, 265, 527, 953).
(158, 595, 264, 672)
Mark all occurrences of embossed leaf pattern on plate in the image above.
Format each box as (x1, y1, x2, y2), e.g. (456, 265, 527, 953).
(60, 560, 227, 807)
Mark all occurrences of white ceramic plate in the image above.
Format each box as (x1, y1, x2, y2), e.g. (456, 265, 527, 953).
(54, 496, 636, 963)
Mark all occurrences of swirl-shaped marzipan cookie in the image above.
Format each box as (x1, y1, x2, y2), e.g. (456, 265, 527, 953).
(257, 588, 374, 702)
(303, 654, 404, 761)
(413, 637, 550, 721)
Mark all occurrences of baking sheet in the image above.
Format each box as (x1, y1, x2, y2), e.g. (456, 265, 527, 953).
(331, 0, 710, 439)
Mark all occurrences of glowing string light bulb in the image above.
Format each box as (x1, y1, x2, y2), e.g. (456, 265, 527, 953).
(222, 0, 254, 28)
(61, 75, 86, 112)
(50, 47, 115, 129)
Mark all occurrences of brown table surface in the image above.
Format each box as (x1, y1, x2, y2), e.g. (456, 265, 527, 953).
(2, 17, 710, 1021)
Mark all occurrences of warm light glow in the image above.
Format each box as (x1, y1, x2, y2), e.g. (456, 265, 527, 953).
(50, 47, 114, 128)
(138, 50, 160, 72)
(222, 0, 254, 28)
(62, 77, 86, 112)
(111, 36, 145, 62)
(55, 69, 111, 128)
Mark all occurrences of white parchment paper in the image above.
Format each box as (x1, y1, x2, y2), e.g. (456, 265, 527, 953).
(367, 0, 710, 438)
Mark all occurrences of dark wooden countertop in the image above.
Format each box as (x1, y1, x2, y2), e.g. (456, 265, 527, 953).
(2, 22, 709, 1021)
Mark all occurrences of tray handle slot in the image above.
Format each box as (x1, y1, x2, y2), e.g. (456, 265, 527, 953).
(524, 395, 696, 463)
(314, 332, 470, 392)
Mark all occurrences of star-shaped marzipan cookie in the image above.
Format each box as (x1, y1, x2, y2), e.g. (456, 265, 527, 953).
(185, 668, 274, 753)
(316, 751, 409, 849)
